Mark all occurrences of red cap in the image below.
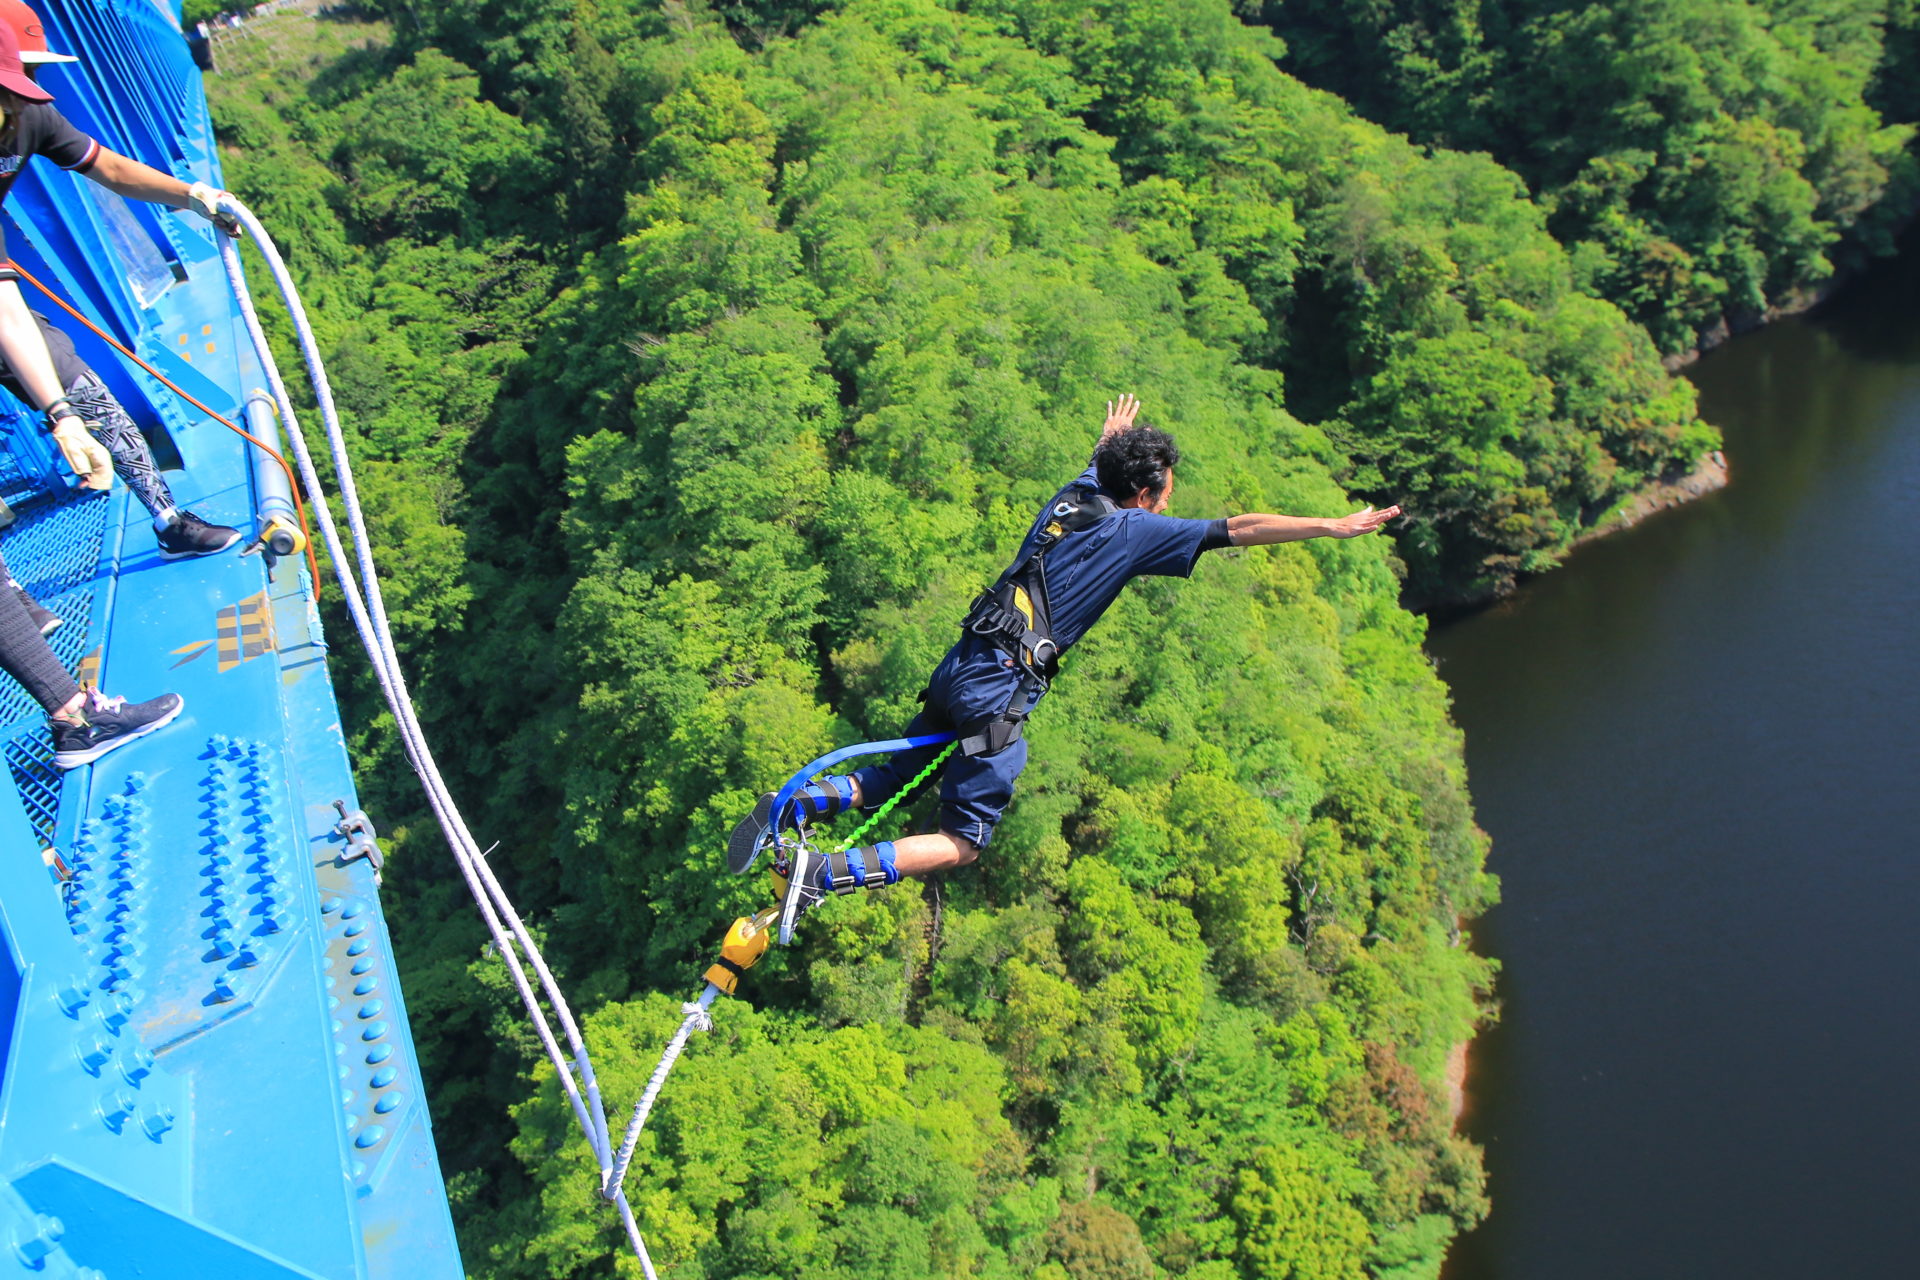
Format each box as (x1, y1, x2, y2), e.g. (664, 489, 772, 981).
(0, 20, 52, 100)
(0, 1, 74, 65)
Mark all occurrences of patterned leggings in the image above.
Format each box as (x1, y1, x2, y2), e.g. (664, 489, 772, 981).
(0, 543, 79, 713)
(65, 371, 175, 517)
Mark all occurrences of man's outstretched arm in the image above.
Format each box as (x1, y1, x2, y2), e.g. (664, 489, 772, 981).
(1227, 504, 1401, 546)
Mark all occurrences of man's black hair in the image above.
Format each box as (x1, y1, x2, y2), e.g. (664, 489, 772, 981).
(1094, 425, 1180, 501)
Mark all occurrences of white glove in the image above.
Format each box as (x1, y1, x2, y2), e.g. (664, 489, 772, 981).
(51, 418, 114, 490)
(186, 181, 243, 238)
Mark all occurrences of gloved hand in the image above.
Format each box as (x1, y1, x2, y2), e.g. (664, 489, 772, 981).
(185, 181, 243, 238)
(51, 418, 114, 490)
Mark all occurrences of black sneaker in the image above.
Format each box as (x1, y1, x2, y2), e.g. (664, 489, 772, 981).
(13, 585, 62, 636)
(727, 791, 778, 874)
(156, 512, 242, 559)
(50, 690, 186, 769)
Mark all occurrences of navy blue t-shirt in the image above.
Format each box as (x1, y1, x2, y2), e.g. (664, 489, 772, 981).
(926, 462, 1226, 727)
(1019, 463, 1222, 649)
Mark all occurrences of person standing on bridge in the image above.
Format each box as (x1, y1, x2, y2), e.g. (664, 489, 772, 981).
(0, 9, 244, 632)
(730, 394, 1400, 935)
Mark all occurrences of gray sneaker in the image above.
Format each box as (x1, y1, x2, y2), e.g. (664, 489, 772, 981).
(50, 690, 185, 769)
(727, 791, 778, 873)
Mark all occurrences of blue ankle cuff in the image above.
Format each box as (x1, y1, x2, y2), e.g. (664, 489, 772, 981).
(794, 775, 855, 827)
(827, 842, 897, 891)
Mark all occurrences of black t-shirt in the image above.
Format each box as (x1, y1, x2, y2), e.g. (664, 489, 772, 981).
(0, 102, 101, 266)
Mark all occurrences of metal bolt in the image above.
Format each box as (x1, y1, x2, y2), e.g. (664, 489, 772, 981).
(99, 1088, 136, 1132)
(11, 1213, 64, 1265)
(118, 1045, 156, 1085)
(139, 1104, 175, 1140)
(98, 990, 134, 1032)
(77, 1034, 113, 1074)
(55, 980, 90, 1017)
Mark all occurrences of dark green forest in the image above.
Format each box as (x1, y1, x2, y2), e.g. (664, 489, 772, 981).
(205, 2, 1916, 1276)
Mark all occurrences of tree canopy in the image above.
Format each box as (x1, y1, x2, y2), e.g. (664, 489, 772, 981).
(203, 0, 1914, 1275)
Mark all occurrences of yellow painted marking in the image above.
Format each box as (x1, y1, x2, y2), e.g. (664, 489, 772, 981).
(181, 353, 191, 362)
(178, 334, 188, 345)
(215, 590, 277, 672)
(76, 647, 101, 688)
(201, 324, 212, 335)
(204, 342, 216, 354)
(170, 640, 213, 669)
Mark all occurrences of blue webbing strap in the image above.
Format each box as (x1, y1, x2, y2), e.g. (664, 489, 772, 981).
(767, 732, 958, 841)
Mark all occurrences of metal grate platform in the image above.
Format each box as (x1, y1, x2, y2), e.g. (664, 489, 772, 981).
(0, 488, 113, 842)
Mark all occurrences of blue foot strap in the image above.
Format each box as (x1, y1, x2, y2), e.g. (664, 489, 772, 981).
(824, 841, 898, 894)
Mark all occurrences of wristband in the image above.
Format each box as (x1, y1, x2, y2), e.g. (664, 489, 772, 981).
(43, 399, 78, 428)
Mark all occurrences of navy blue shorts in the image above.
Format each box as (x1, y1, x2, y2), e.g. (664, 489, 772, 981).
(850, 636, 1036, 849)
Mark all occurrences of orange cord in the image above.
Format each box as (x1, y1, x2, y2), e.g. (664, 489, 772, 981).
(7, 259, 324, 597)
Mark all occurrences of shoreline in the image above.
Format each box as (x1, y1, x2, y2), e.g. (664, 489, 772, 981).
(1446, 1038, 1469, 1124)
(1658, 275, 1849, 371)
(1418, 246, 1894, 620)
(1571, 448, 1730, 548)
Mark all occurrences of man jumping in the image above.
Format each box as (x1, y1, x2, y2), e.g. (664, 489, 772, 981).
(729, 395, 1400, 935)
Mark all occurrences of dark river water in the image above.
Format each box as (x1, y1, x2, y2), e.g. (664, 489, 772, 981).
(1432, 244, 1920, 1280)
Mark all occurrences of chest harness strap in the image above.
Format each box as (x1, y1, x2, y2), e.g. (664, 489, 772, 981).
(954, 483, 1117, 755)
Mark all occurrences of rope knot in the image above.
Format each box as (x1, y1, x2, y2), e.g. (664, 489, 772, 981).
(681, 1004, 714, 1032)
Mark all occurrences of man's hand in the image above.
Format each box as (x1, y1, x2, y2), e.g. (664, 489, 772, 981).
(1327, 504, 1401, 538)
(186, 181, 243, 238)
(51, 419, 114, 490)
(1101, 392, 1142, 443)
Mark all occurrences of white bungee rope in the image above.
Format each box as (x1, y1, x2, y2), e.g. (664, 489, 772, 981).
(212, 198, 686, 1273)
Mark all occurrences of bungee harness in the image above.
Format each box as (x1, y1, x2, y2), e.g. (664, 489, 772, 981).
(955, 480, 1117, 755)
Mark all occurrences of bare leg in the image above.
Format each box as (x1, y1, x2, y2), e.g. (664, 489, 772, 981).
(890, 831, 978, 877)
(843, 777, 978, 877)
